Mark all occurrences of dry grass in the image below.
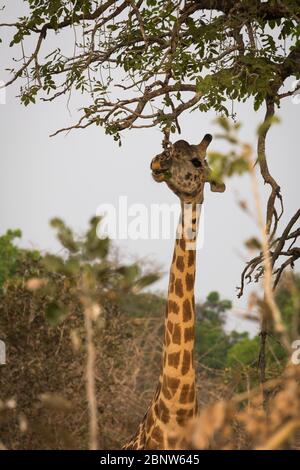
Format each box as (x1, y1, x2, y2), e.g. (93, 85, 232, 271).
(0, 281, 164, 449)
(0, 263, 299, 450)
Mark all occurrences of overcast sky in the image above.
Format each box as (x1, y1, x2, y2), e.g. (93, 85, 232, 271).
(0, 2, 299, 334)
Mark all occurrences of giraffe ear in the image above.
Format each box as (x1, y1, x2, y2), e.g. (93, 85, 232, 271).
(196, 134, 212, 154)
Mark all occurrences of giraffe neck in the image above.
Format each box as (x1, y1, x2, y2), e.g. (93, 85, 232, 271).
(159, 201, 199, 414)
(124, 202, 201, 450)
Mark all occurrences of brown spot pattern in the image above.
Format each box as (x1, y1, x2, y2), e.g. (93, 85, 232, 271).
(188, 250, 194, 267)
(167, 436, 177, 449)
(176, 255, 184, 272)
(179, 384, 190, 404)
(168, 299, 179, 314)
(148, 438, 160, 450)
(167, 351, 180, 368)
(156, 398, 170, 424)
(179, 238, 186, 251)
(162, 375, 180, 399)
(184, 326, 194, 342)
(182, 350, 191, 375)
(183, 299, 192, 322)
(176, 408, 193, 426)
(172, 324, 181, 344)
(151, 425, 163, 443)
(169, 273, 175, 293)
(175, 279, 184, 298)
(185, 272, 194, 291)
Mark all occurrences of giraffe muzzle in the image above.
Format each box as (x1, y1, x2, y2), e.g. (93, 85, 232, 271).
(151, 153, 172, 182)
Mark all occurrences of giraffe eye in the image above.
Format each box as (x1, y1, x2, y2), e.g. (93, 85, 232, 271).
(191, 158, 201, 168)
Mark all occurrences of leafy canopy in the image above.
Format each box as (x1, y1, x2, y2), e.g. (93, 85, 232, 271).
(1, 1, 299, 141)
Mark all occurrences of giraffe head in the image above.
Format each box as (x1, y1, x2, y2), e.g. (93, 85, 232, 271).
(151, 134, 225, 203)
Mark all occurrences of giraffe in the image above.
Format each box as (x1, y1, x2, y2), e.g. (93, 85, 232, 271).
(123, 134, 225, 450)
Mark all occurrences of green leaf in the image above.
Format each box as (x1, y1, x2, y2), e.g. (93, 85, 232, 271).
(207, 291, 220, 303)
(133, 273, 161, 292)
(45, 301, 68, 326)
(85, 217, 110, 260)
(245, 237, 261, 251)
(50, 218, 79, 253)
(43, 254, 65, 272)
(118, 264, 140, 285)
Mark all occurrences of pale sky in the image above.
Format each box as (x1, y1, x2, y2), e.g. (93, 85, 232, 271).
(0, 2, 299, 334)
